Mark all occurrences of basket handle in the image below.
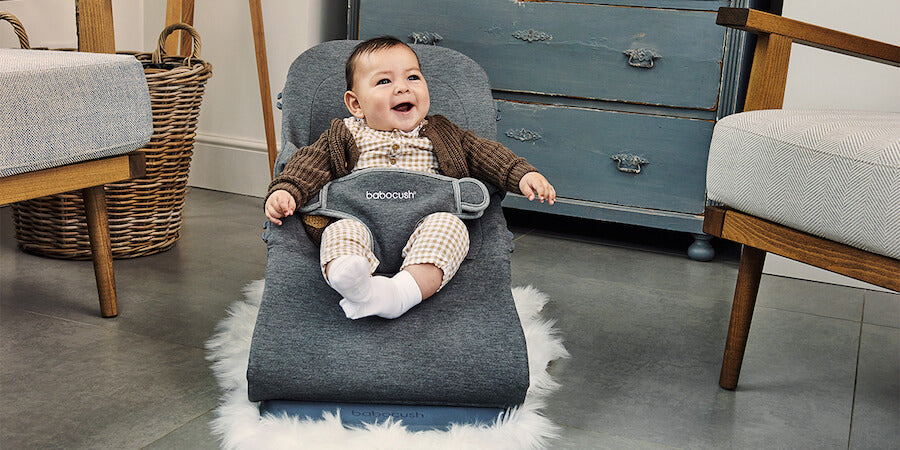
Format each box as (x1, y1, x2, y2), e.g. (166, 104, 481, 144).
(0, 11, 31, 49)
(152, 22, 201, 65)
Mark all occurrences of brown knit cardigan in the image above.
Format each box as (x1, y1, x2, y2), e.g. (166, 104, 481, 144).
(268, 114, 538, 207)
(267, 114, 538, 240)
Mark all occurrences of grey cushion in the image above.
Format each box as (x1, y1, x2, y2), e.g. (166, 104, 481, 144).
(247, 41, 529, 408)
(0, 49, 152, 177)
(707, 110, 900, 259)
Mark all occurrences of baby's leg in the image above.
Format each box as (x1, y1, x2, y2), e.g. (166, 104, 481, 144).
(403, 264, 443, 299)
(321, 219, 379, 303)
(341, 212, 469, 319)
(401, 212, 470, 294)
(322, 218, 420, 319)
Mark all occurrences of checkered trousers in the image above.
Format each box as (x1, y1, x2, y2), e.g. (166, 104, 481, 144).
(320, 212, 470, 290)
(343, 117, 439, 173)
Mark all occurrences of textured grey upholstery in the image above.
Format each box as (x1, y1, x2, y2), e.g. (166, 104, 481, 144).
(247, 41, 529, 408)
(0, 49, 151, 177)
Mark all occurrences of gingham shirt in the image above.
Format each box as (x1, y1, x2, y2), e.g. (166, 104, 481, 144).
(343, 117, 439, 174)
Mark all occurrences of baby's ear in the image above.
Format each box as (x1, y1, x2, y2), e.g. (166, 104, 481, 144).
(343, 90, 365, 119)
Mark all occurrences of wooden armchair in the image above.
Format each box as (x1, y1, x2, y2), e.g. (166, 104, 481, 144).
(0, 1, 148, 317)
(703, 8, 899, 390)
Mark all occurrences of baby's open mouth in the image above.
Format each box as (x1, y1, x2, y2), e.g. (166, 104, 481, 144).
(392, 102, 413, 112)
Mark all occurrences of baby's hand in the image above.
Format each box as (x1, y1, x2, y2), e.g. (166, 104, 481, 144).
(265, 190, 297, 226)
(519, 172, 556, 205)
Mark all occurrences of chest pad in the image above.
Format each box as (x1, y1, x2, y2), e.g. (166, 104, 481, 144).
(300, 168, 490, 273)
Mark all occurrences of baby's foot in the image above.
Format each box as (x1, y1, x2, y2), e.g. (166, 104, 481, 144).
(326, 255, 372, 303)
(339, 271, 422, 320)
(340, 276, 401, 319)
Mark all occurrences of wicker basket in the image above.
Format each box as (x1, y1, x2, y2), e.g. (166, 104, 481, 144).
(6, 18, 212, 259)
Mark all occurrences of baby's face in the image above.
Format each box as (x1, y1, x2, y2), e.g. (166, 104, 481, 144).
(344, 45, 430, 133)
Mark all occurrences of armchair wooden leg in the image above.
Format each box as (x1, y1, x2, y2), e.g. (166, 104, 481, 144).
(719, 245, 766, 390)
(82, 185, 118, 317)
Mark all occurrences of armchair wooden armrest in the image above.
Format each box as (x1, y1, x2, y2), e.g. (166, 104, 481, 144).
(0, 153, 145, 205)
(716, 7, 900, 111)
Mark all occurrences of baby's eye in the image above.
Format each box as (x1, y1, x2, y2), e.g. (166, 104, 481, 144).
(408, 74, 420, 81)
(376, 78, 390, 85)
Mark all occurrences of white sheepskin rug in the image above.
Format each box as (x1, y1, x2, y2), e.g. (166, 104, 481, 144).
(206, 280, 569, 450)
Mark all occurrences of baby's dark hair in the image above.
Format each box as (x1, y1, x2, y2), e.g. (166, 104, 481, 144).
(345, 36, 419, 91)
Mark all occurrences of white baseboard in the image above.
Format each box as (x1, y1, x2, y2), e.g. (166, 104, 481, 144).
(764, 254, 895, 293)
(188, 133, 272, 198)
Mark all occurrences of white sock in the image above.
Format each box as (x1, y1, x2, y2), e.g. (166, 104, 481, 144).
(326, 255, 372, 303)
(340, 270, 422, 320)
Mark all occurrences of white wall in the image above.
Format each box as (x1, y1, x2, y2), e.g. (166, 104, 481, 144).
(781, 0, 899, 113)
(0, 0, 144, 50)
(763, 0, 899, 292)
(1, 0, 346, 198)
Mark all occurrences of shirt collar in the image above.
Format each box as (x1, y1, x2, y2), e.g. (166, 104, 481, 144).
(349, 116, 428, 138)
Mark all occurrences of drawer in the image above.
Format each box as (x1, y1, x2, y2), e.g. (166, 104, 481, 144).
(357, 0, 726, 109)
(496, 100, 713, 214)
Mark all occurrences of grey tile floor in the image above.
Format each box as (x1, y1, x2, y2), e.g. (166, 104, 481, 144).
(1, 188, 897, 449)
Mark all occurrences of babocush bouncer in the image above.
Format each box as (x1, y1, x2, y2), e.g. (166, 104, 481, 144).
(246, 41, 530, 430)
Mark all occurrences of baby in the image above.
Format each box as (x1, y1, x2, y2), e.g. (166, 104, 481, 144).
(265, 36, 555, 320)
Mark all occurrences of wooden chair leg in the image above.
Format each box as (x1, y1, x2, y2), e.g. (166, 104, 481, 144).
(719, 245, 766, 389)
(82, 185, 118, 317)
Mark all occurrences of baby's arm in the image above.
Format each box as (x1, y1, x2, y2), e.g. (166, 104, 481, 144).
(264, 120, 345, 225)
(265, 190, 297, 226)
(446, 118, 556, 205)
(519, 171, 556, 205)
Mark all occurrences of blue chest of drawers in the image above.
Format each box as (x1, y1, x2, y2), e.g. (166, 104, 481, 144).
(349, 0, 763, 259)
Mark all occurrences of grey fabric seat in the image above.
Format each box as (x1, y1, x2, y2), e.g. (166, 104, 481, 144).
(246, 41, 530, 408)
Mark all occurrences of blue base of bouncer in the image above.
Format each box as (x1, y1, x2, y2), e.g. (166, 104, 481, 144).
(259, 401, 506, 431)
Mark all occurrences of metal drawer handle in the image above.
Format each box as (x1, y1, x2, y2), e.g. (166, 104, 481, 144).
(512, 29, 552, 42)
(409, 32, 443, 45)
(623, 48, 661, 68)
(506, 128, 542, 142)
(611, 153, 649, 174)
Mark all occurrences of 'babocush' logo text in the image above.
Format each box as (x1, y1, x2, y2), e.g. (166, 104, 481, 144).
(351, 409, 425, 419)
(365, 190, 416, 200)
